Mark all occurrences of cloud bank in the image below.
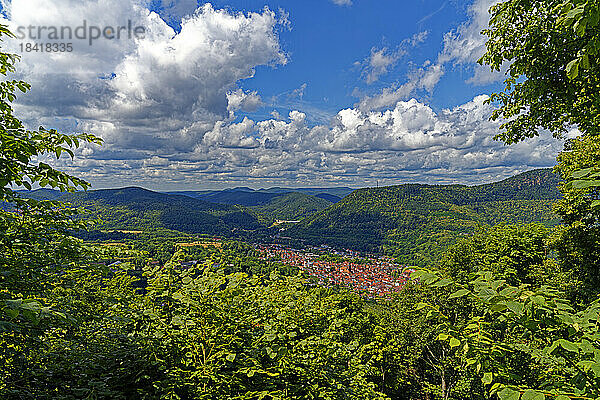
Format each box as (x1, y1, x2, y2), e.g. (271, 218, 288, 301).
(0, 0, 562, 190)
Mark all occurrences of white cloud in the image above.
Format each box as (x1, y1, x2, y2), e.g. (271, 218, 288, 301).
(358, 31, 428, 85)
(363, 48, 402, 84)
(358, 62, 444, 110)
(1, 1, 287, 153)
(227, 89, 263, 112)
(331, 0, 352, 6)
(129, 94, 562, 189)
(438, 0, 504, 85)
(1, 0, 561, 190)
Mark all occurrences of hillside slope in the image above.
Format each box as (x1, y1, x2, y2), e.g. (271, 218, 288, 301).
(22, 187, 266, 236)
(286, 169, 561, 265)
(170, 189, 335, 220)
(251, 192, 333, 222)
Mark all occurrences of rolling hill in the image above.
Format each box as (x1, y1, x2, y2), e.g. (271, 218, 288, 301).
(285, 169, 562, 266)
(169, 188, 336, 220)
(251, 192, 334, 222)
(21, 187, 267, 236)
(169, 187, 352, 206)
(17, 169, 562, 262)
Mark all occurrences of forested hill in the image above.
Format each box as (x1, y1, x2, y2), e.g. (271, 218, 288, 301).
(18, 169, 561, 256)
(21, 187, 267, 236)
(19, 186, 334, 235)
(251, 192, 334, 221)
(286, 169, 561, 265)
(168, 189, 337, 221)
(169, 187, 348, 205)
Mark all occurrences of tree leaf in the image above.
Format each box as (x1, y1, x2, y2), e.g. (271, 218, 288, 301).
(432, 278, 452, 287)
(566, 59, 579, 79)
(506, 301, 524, 315)
(482, 372, 493, 385)
(559, 339, 579, 353)
(449, 289, 470, 299)
(498, 388, 521, 400)
(521, 390, 545, 400)
(571, 167, 594, 179)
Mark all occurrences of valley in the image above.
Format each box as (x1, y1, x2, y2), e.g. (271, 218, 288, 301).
(20, 168, 562, 266)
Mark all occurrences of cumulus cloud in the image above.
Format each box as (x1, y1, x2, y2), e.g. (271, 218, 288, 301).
(227, 89, 263, 113)
(1, 0, 561, 190)
(1, 1, 287, 153)
(358, 62, 444, 110)
(438, 0, 505, 85)
(358, 31, 428, 85)
(331, 0, 352, 6)
(81, 94, 560, 189)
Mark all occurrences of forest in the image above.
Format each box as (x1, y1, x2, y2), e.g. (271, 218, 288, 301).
(287, 169, 561, 265)
(1, 0, 600, 399)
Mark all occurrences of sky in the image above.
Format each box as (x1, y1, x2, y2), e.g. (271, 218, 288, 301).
(0, 0, 571, 190)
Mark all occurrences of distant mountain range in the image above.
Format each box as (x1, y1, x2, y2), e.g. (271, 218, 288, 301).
(22, 187, 265, 236)
(166, 186, 354, 205)
(18, 186, 339, 235)
(17, 169, 562, 264)
(285, 169, 562, 265)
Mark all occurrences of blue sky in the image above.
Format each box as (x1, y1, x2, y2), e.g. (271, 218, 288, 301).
(149, 0, 502, 122)
(0, 0, 564, 190)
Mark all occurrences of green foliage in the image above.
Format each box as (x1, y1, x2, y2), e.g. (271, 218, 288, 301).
(552, 135, 600, 304)
(414, 266, 600, 400)
(288, 169, 560, 265)
(251, 192, 333, 222)
(441, 223, 552, 287)
(0, 24, 102, 396)
(180, 241, 300, 277)
(481, 0, 600, 142)
(135, 261, 387, 399)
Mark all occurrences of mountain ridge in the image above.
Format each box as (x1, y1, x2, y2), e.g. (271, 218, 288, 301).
(285, 169, 561, 265)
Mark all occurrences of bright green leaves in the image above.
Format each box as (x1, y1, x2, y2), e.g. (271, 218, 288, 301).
(558, 1, 600, 79)
(521, 390, 546, 400)
(558, 339, 580, 353)
(448, 289, 470, 299)
(498, 387, 521, 400)
(415, 248, 600, 400)
(482, 0, 600, 142)
(432, 278, 453, 287)
(505, 301, 524, 315)
(482, 372, 493, 385)
(566, 167, 600, 191)
(136, 262, 390, 399)
(566, 59, 580, 80)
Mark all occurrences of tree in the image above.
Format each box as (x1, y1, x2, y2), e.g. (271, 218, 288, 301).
(552, 134, 600, 304)
(0, 25, 102, 394)
(481, 0, 600, 143)
(481, 0, 600, 301)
